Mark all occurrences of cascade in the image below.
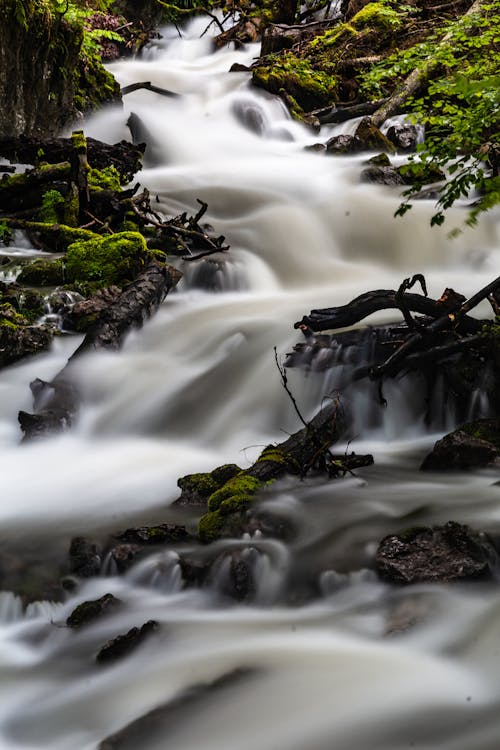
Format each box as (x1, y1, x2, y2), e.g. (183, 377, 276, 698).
(1, 15, 500, 750)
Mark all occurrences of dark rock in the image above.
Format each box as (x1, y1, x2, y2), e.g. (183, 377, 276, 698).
(96, 620, 159, 664)
(354, 117, 396, 153)
(326, 134, 364, 155)
(360, 165, 406, 186)
(364, 152, 391, 167)
(67, 593, 121, 629)
(385, 122, 419, 151)
(68, 536, 102, 578)
(17, 258, 65, 287)
(232, 100, 266, 135)
(116, 524, 191, 545)
(421, 429, 500, 471)
(0, 323, 53, 369)
(178, 556, 209, 588)
(260, 24, 314, 56)
(304, 143, 326, 153)
(229, 557, 255, 601)
(109, 544, 144, 573)
(376, 521, 499, 584)
(229, 62, 252, 73)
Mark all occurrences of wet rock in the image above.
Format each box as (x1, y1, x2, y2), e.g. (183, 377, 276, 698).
(1, 323, 53, 369)
(96, 620, 159, 664)
(231, 100, 266, 135)
(116, 524, 191, 545)
(175, 464, 242, 507)
(109, 544, 144, 573)
(178, 555, 209, 588)
(360, 165, 406, 186)
(364, 152, 391, 167)
(421, 429, 500, 471)
(229, 557, 255, 602)
(304, 143, 326, 153)
(229, 62, 252, 73)
(326, 134, 363, 154)
(67, 593, 121, 629)
(17, 258, 65, 286)
(354, 117, 396, 153)
(63, 286, 122, 331)
(376, 521, 499, 584)
(68, 536, 102, 578)
(385, 122, 419, 151)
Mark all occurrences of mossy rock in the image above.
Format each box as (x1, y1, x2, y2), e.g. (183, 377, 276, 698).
(354, 117, 396, 153)
(65, 231, 152, 289)
(176, 464, 242, 506)
(351, 2, 401, 31)
(253, 55, 336, 111)
(88, 166, 124, 192)
(460, 420, 500, 452)
(17, 258, 65, 287)
(207, 474, 262, 512)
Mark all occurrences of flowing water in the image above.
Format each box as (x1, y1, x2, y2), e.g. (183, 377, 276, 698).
(2, 16, 500, 750)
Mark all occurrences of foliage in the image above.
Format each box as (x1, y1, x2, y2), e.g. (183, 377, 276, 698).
(39, 189, 65, 223)
(362, 2, 500, 225)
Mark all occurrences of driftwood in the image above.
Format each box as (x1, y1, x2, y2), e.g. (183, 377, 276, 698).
(18, 261, 181, 441)
(293, 275, 500, 398)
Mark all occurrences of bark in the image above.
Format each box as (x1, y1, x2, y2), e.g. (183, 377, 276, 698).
(371, 0, 487, 128)
(18, 261, 181, 441)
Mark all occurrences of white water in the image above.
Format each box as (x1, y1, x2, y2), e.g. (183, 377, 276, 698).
(1, 16, 500, 750)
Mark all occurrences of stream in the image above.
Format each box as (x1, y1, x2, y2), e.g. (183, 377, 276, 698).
(1, 15, 500, 750)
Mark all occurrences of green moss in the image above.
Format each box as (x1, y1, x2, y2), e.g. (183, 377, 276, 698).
(177, 464, 242, 502)
(351, 2, 401, 31)
(309, 23, 358, 52)
(17, 258, 65, 286)
(71, 129, 87, 153)
(207, 474, 262, 512)
(88, 165, 123, 192)
(253, 54, 336, 110)
(460, 420, 500, 451)
(198, 510, 225, 544)
(38, 189, 65, 223)
(65, 231, 151, 288)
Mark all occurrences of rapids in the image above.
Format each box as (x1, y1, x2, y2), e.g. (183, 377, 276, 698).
(1, 15, 500, 750)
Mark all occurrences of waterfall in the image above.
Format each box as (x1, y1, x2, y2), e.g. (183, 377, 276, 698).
(1, 15, 500, 750)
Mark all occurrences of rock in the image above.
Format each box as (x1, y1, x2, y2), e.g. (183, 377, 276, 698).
(116, 524, 191, 545)
(421, 429, 500, 471)
(67, 593, 121, 629)
(96, 620, 158, 664)
(229, 557, 255, 601)
(16, 258, 65, 286)
(304, 143, 326, 153)
(364, 152, 391, 166)
(174, 464, 242, 507)
(385, 122, 419, 151)
(68, 536, 102, 577)
(229, 62, 252, 73)
(376, 522, 499, 584)
(326, 134, 364, 154)
(109, 544, 144, 573)
(354, 117, 396, 153)
(0, 322, 53, 369)
(360, 165, 406, 186)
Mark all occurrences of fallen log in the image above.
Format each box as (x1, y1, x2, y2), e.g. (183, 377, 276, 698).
(18, 260, 181, 441)
(0, 136, 144, 182)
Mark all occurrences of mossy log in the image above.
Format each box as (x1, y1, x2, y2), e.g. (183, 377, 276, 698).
(18, 260, 181, 440)
(0, 136, 144, 183)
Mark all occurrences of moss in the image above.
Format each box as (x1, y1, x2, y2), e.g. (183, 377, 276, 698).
(207, 474, 262, 512)
(198, 509, 225, 544)
(253, 54, 336, 111)
(351, 2, 401, 31)
(177, 464, 242, 503)
(17, 258, 65, 286)
(38, 189, 65, 223)
(88, 165, 123, 192)
(73, 51, 121, 114)
(71, 129, 87, 153)
(65, 231, 151, 288)
(460, 420, 500, 451)
(309, 23, 358, 52)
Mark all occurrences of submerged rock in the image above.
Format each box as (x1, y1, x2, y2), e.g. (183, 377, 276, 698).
(116, 524, 191, 545)
(376, 521, 499, 584)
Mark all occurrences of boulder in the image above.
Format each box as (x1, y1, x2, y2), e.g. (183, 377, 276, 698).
(360, 165, 406, 186)
(385, 122, 419, 151)
(376, 521, 499, 584)
(421, 428, 500, 471)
